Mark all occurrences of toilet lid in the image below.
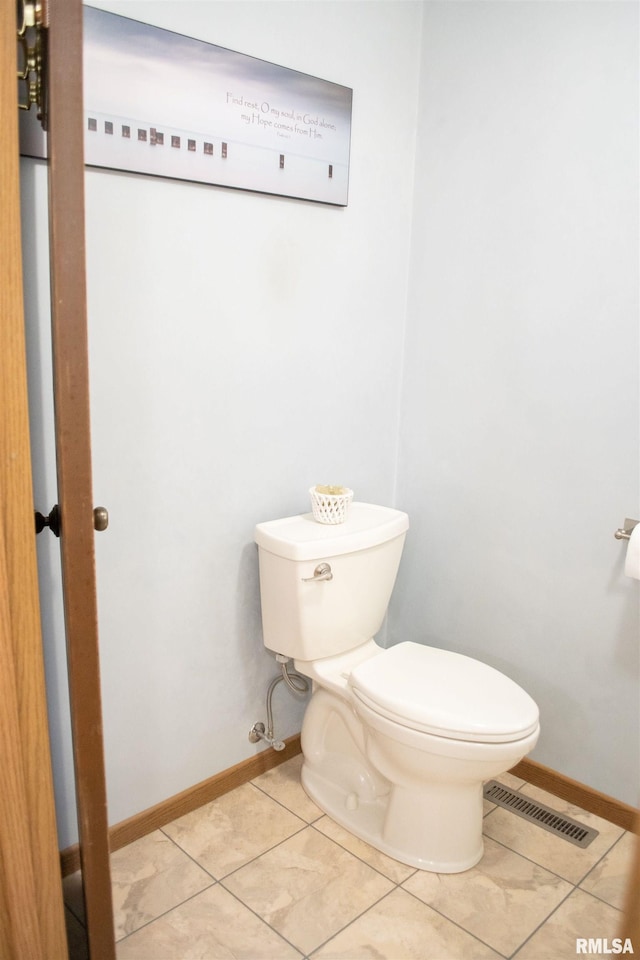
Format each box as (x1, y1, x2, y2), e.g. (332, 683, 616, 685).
(348, 642, 539, 743)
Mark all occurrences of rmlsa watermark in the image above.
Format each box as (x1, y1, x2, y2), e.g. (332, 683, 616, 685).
(576, 939, 634, 955)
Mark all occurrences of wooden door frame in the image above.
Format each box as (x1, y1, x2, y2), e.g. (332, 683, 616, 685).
(0, 0, 68, 954)
(1, 2, 115, 957)
(47, 2, 115, 956)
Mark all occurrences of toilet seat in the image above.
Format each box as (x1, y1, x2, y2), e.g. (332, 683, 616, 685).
(348, 641, 539, 744)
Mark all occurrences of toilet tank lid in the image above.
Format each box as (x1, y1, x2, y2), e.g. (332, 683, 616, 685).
(255, 502, 409, 561)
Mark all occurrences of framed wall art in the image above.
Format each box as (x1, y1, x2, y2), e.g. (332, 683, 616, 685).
(21, 5, 353, 206)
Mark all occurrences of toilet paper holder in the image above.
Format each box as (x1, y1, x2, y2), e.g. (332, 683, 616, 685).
(614, 518, 639, 541)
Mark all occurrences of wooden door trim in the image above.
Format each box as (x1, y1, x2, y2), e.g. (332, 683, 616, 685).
(0, 0, 68, 953)
(47, 3, 115, 956)
(0, 529, 48, 958)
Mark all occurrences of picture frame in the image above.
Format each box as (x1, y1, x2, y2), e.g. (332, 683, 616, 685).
(21, 5, 353, 207)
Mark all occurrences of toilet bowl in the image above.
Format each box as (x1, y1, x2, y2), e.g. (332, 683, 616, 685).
(255, 503, 540, 873)
(295, 638, 539, 872)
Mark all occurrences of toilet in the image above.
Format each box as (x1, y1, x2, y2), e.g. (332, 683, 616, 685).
(254, 502, 540, 873)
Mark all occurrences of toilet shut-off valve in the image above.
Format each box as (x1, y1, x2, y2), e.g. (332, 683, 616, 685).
(248, 721, 285, 752)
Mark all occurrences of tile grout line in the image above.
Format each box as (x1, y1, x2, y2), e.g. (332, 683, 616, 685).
(506, 867, 624, 959)
(482, 828, 624, 889)
(113, 877, 218, 946)
(250, 774, 325, 824)
(507, 879, 581, 959)
(158, 824, 220, 882)
(214, 821, 312, 881)
(217, 882, 306, 959)
(485, 832, 585, 885)
(397, 882, 512, 960)
(575, 829, 630, 900)
(307, 819, 420, 885)
(304, 885, 403, 958)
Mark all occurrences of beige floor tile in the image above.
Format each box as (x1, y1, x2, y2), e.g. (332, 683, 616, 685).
(252, 754, 323, 822)
(483, 783, 625, 884)
(110, 830, 214, 939)
(311, 887, 502, 959)
(402, 836, 572, 956)
(162, 782, 306, 878)
(514, 887, 624, 959)
(313, 815, 417, 883)
(580, 832, 637, 910)
(223, 825, 394, 955)
(116, 884, 302, 959)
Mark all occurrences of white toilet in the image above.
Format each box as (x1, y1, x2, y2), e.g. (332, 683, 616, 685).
(254, 502, 540, 873)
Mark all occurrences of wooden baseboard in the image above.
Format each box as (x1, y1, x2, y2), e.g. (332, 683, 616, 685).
(510, 758, 639, 833)
(60, 734, 302, 877)
(60, 739, 638, 877)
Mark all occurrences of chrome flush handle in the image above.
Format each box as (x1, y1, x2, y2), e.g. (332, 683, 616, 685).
(302, 562, 333, 582)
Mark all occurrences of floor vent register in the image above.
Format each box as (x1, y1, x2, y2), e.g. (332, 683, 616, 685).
(483, 780, 599, 848)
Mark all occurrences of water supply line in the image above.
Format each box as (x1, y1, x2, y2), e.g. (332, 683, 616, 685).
(249, 657, 309, 751)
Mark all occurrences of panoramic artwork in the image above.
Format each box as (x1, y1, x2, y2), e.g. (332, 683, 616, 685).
(80, 6, 352, 204)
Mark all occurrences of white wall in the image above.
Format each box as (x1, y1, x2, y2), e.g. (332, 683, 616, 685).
(24, 0, 422, 846)
(394, 1, 639, 804)
(22, 159, 80, 847)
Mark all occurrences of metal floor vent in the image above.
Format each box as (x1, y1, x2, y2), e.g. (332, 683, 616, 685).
(483, 780, 599, 848)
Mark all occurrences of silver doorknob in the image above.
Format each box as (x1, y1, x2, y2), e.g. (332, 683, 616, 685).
(93, 506, 109, 532)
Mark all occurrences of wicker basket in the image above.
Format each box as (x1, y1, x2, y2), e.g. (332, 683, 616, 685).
(309, 485, 353, 524)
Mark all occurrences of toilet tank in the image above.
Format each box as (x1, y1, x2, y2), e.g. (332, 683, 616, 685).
(254, 502, 409, 660)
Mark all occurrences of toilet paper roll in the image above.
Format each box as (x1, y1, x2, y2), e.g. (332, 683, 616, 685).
(624, 524, 640, 580)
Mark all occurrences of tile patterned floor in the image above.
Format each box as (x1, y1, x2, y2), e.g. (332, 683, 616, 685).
(63, 755, 634, 959)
